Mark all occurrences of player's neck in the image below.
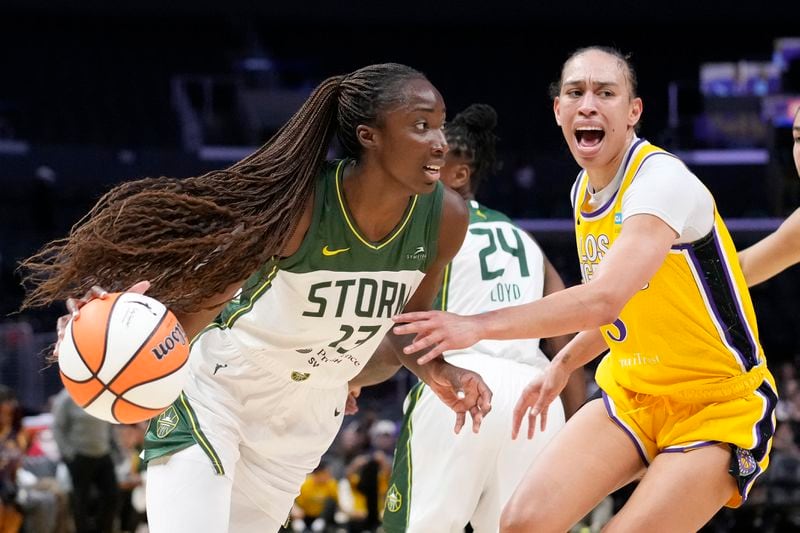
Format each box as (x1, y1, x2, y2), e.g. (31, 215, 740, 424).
(342, 162, 414, 242)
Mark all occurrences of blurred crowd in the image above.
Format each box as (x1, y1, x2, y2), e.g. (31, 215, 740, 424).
(0, 385, 147, 533)
(4, 364, 800, 533)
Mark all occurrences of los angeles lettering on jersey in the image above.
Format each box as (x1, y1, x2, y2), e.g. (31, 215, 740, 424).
(302, 278, 412, 318)
(578, 233, 610, 282)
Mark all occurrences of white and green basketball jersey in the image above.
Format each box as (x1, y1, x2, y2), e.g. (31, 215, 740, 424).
(435, 200, 548, 369)
(211, 160, 444, 387)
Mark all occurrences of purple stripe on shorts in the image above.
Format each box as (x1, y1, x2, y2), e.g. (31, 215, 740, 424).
(601, 390, 650, 466)
(661, 441, 719, 453)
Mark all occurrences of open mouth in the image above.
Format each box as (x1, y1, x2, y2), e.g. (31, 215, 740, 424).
(575, 127, 605, 148)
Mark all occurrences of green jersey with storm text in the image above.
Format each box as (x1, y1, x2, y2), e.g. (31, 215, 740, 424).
(212, 160, 444, 387)
(435, 200, 548, 369)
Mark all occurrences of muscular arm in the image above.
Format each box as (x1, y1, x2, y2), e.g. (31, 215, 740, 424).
(539, 257, 586, 419)
(738, 208, 800, 287)
(396, 213, 678, 360)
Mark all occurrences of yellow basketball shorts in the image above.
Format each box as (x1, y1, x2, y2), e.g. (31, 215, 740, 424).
(598, 368, 778, 507)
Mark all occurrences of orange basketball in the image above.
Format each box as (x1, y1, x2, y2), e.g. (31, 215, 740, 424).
(58, 292, 190, 424)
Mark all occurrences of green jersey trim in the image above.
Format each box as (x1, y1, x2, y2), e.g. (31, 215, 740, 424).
(217, 260, 280, 329)
(142, 392, 225, 475)
(334, 160, 420, 250)
(469, 200, 513, 224)
(383, 382, 426, 532)
(435, 262, 452, 311)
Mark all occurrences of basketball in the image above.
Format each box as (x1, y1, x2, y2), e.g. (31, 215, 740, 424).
(58, 292, 190, 424)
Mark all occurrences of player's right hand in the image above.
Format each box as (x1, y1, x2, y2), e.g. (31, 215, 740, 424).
(511, 360, 570, 440)
(54, 281, 151, 359)
(392, 310, 483, 364)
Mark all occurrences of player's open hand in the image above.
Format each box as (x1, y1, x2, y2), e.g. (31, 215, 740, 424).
(55, 281, 151, 359)
(392, 311, 482, 364)
(511, 361, 570, 440)
(424, 360, 492, 434)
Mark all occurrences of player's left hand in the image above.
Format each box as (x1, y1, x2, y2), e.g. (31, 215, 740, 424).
(511, 360, 570, 440)
(393, 311, 482, 364)
(424, 360, 492, 434)
(344, 385, 361, 415)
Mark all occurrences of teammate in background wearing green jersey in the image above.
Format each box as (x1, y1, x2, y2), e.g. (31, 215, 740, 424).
(22, 63, 492, 532)
(353, 104, 585, 532)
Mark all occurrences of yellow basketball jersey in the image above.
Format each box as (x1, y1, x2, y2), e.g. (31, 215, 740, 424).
(574, 139, 768, 399)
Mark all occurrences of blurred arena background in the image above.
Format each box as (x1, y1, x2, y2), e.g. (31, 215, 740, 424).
(3, 1, 800, 531)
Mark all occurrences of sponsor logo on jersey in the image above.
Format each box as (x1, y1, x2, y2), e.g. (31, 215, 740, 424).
(475, 209, 487, 219)
(155, 406, 179, 438)
(291, 371, 311, 382)
(322, 245, 350, 257)
(614, 212, 622, 224)
(385, 484, 402, 513)
(406, 245, 426, 261)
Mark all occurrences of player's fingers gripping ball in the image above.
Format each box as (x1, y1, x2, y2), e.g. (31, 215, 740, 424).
(58, 292, 190, 424)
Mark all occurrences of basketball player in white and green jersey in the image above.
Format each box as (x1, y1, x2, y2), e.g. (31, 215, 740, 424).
(130, 65, 492, 532)
(380, 105, 584, 533)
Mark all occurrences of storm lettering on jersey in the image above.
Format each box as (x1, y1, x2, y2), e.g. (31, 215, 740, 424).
(302, 279, 411, 318)
(578, 232, 610, 282)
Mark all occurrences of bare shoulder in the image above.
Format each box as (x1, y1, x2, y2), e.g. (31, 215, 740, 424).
(440, 186, 469, 228)
(436, 187, 469, 261)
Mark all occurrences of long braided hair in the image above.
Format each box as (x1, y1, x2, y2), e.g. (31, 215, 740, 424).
(20, 63, 427, 313)
(445, 103, 499, 195)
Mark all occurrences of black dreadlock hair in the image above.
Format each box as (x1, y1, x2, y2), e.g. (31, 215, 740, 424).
(444, 103, 499, 195)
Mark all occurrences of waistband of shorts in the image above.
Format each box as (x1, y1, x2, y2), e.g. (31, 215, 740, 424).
(666, 366, 767, 403)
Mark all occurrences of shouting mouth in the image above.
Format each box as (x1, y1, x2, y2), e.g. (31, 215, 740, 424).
(575, 126, 605, 153)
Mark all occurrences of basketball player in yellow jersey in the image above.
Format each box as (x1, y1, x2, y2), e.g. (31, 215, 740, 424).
(394, 46, 777, 532)
(738, 105, 800, 286)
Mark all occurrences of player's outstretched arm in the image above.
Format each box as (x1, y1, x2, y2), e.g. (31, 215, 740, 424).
(394, 213, 677, 363)
(739, 208, 800, 287)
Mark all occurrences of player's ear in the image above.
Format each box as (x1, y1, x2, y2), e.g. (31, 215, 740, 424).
(356, 125, 379, 151)
(452, 164, 471, 190)
(554, 97, 562, 126)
